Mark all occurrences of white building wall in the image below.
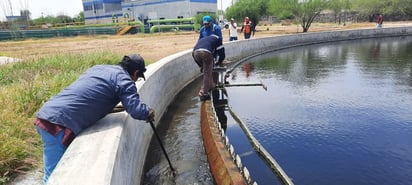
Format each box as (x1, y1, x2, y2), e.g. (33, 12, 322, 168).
(83, 0, 217, 25)
(128, 2, 216, 20)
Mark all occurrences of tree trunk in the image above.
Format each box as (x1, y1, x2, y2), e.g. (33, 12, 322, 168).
(303, 27, 308, 32)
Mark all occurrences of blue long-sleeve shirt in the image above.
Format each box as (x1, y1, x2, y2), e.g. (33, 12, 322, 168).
(36, 65, 149, 135)
(199, 23, 223, 42)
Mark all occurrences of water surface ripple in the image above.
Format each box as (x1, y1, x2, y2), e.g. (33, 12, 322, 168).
(226, 36, 412, 185)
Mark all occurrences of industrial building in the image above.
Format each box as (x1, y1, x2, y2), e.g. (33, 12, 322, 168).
(82, 0, 218, 25)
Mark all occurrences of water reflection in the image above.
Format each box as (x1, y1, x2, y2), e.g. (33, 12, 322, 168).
(212, 88, 228, 132)
(226, 36, 412, 185)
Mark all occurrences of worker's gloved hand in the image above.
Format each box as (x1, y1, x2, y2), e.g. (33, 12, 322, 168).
(147, 108, 155, 123)
(111, 104, 125, 113)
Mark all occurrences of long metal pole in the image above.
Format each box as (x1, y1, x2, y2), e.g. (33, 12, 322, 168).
(149, 121, 176, 174)
(227, 107, 294, 185)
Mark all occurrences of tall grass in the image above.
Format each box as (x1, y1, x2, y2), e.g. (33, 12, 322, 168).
(0, 52, 124, 184)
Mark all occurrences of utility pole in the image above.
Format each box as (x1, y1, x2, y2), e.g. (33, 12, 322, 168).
(220, 0, 225, 20)
(7, 0, 13, 16)
(220, 0, 223, 21)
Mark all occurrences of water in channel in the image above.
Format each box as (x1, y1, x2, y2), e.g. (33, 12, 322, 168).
(142, 77, 213, 185)
(143, 35, 412, 185)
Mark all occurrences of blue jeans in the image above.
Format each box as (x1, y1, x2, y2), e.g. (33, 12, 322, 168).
(36, 126, 67, 184)
(229, 36, 238, 41)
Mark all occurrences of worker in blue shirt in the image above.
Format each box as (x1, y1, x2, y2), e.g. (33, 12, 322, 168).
(192, 34, 225, 101)
(34, 54, 155, 184)
(199, 15, 223, 42)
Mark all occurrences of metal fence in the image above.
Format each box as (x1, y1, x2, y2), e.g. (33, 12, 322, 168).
(0, 27, 119, 41)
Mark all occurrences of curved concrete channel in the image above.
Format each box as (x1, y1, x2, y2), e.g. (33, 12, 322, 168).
(47, 27, 412, 185)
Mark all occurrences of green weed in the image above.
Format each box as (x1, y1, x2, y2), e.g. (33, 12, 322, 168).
(0, 52, 121, 183)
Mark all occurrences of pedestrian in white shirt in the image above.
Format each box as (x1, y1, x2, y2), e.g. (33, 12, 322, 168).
(228, 18, 238, 41)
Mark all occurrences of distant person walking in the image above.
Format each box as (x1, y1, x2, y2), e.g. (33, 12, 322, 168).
(228, 18, 238, 41)
(240, 17, 255, 39)
(377, 13, 383, 28)
(192, 34, 226, 101)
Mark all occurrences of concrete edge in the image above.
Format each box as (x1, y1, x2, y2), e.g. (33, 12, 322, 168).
(47, 26, 412, 185)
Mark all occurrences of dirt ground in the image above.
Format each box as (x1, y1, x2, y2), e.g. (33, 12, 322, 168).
(1, 21, 412, 63)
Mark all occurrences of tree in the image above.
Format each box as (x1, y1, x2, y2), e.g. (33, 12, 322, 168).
(350, 0, 412, 21)
(269, 0, 329, 32)
(351, 0, 388, 22)
(56, 14, 73, 23)
(389, 0, 412, 16)
(225, 0, 269, 26)
(194, 13, 218, 25)
(74, 11, 84, 23)
(328, 0, 351, 24)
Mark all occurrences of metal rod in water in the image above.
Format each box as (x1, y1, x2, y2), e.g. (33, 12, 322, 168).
(225, 82, 268, 91)
(149, 121, 176, 175)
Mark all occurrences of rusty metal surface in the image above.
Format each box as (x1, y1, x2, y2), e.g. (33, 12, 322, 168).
(201, 100, 247, 185)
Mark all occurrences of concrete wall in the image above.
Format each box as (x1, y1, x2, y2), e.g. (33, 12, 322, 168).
(47, 26, 412, 185)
